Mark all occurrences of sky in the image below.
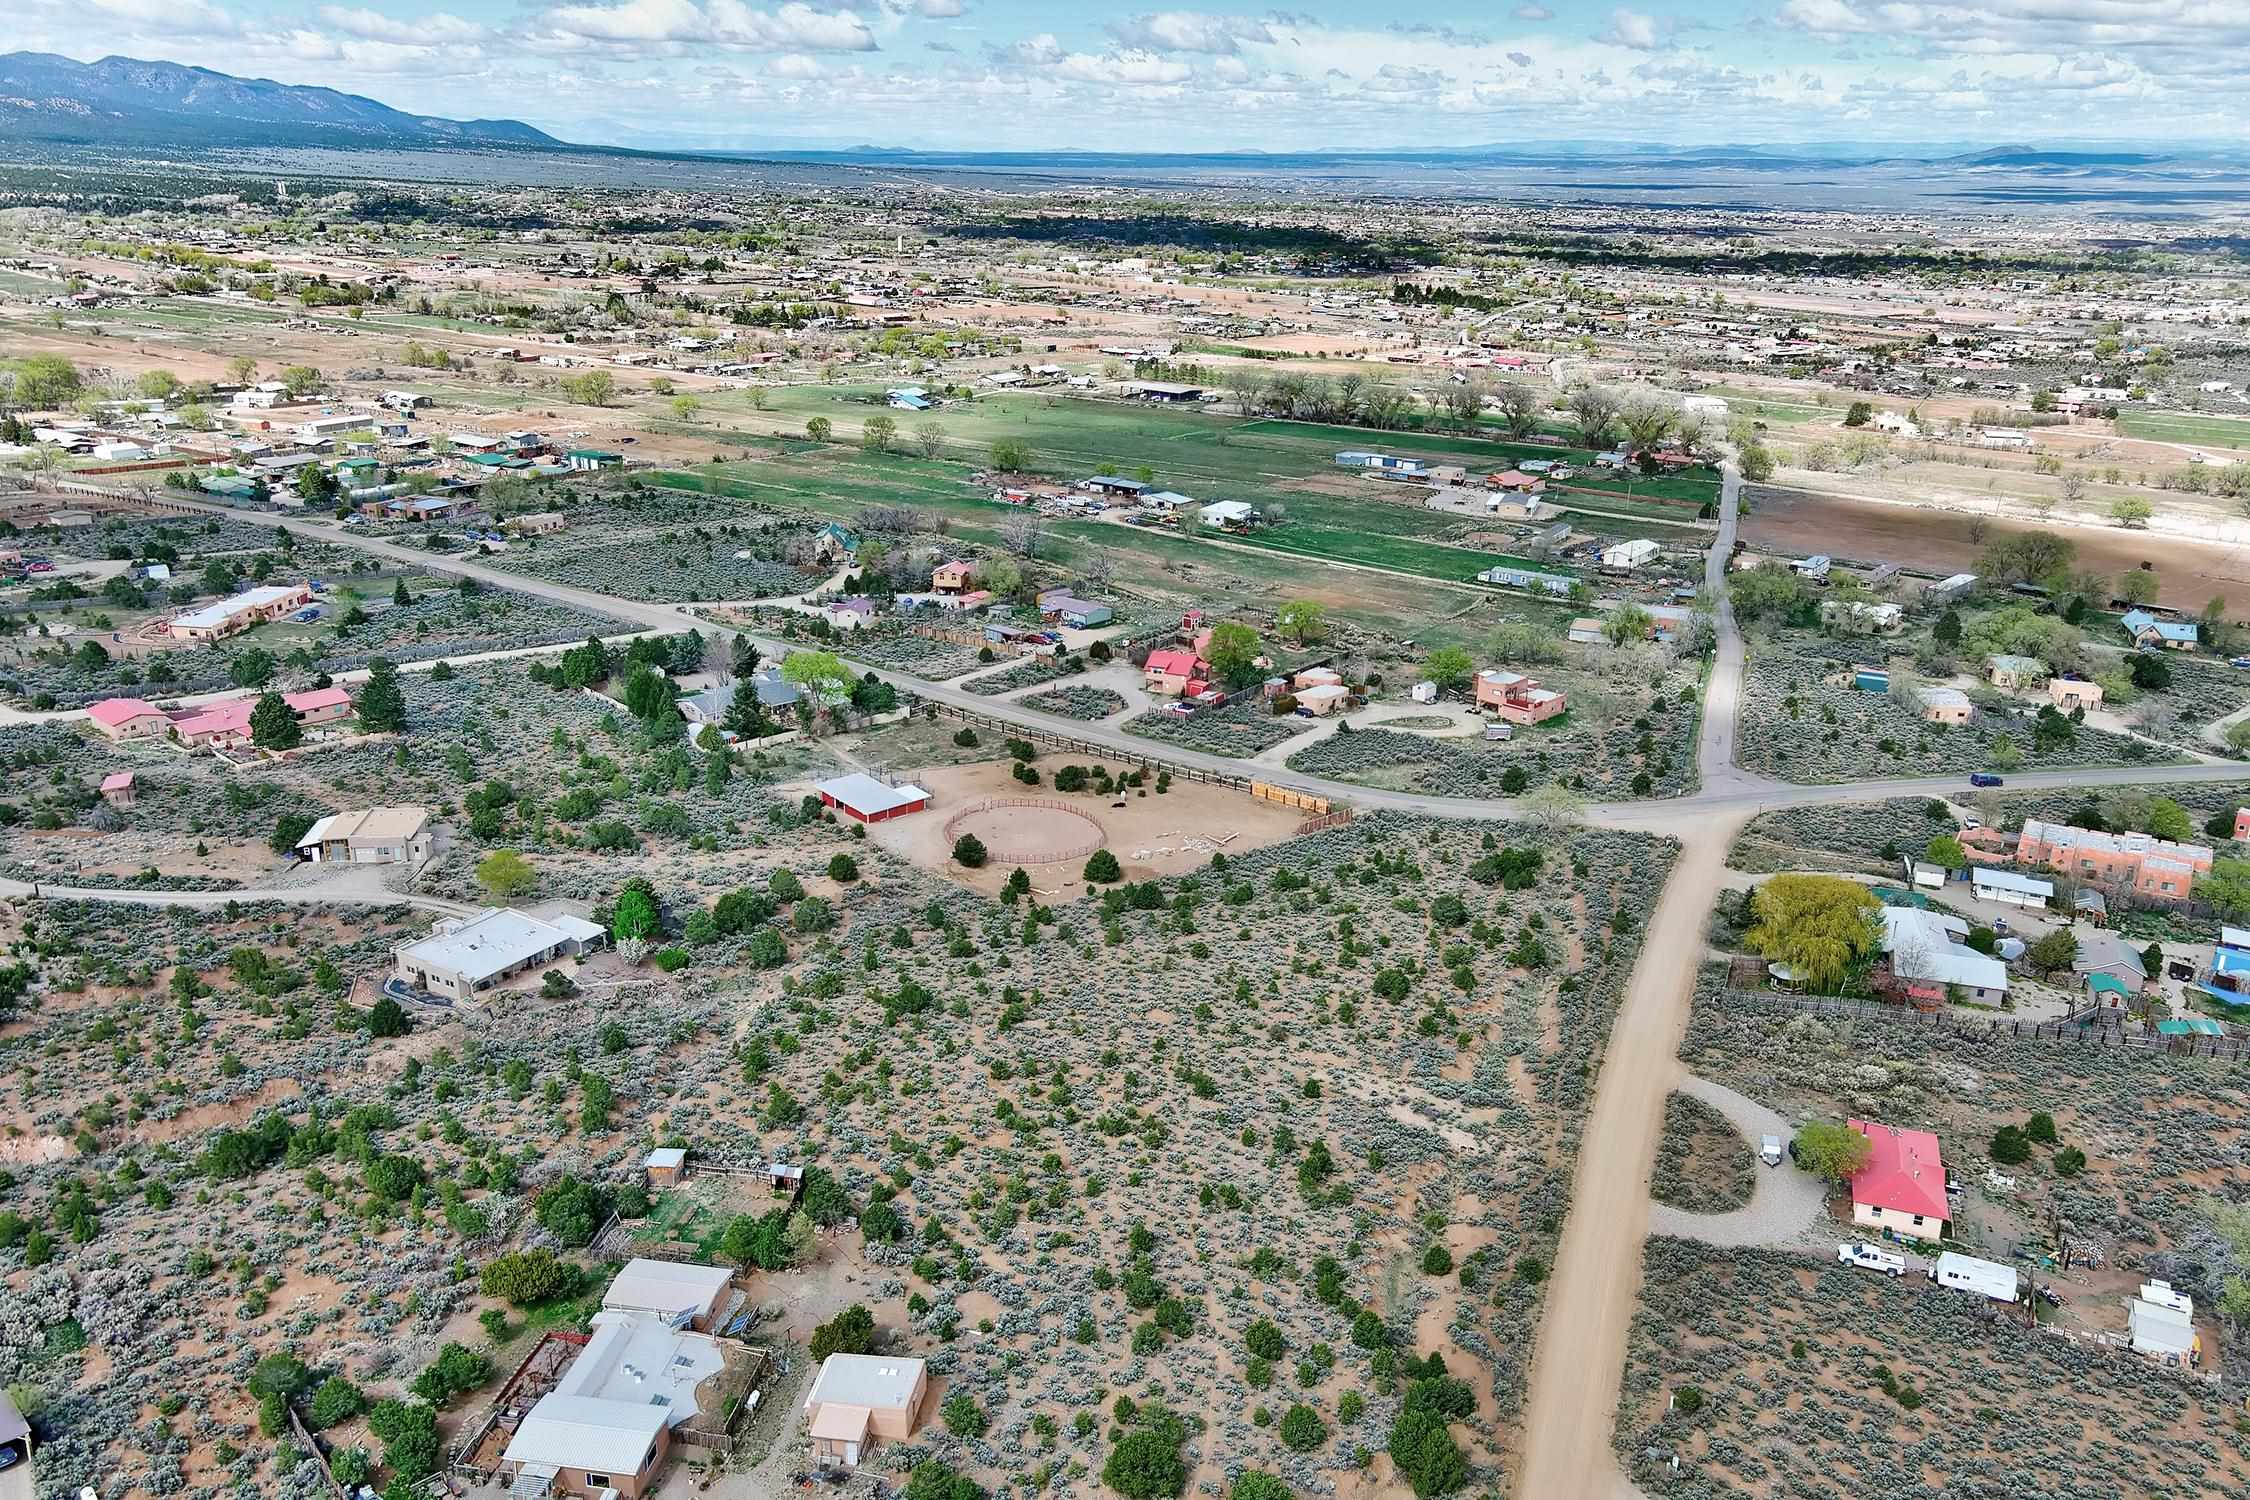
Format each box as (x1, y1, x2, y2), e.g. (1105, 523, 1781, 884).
(14, 0, 2250, 152)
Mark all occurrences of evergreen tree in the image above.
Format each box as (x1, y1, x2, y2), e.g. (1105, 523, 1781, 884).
(357, 657, 406, 733)
(249, 692, 301, 750)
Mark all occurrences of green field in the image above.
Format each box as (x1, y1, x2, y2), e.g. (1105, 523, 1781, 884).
(663, 385, 1722, 507)
(2117, 408, 2250, 451)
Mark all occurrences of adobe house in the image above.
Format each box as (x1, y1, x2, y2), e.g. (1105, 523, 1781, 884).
(803, 1355, 928, 1468)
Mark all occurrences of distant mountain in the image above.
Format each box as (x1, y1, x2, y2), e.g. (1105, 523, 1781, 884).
(0, 52, 558, 149)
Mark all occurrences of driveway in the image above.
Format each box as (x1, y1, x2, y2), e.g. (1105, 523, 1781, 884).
(1647, 1075, 1828, 1250)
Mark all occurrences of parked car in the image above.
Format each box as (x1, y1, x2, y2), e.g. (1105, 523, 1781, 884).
(2231, 656, 2250, 670)
(1969, 772, 2004, 787)
(1760, 1134, 1784, 1167)
(1838, 1242, 1907, 1277)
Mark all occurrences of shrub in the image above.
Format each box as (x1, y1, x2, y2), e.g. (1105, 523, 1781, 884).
(1231, 1474, 1292, 1500)
(827, 853, 860, 882)
(480, 1250, 575, 1307)
(1278, 1404, 1327, 1452)
(1084, 849, 1123, 883)
(953, 834, 988, 868)
(810, 1304, 876, 1360)
(1103, 1430, 1187, 1500)
(1244, 1318, 1287, 1360)
(1420, 1244, 1453, 1276)
(940, 1393, 988, 1437)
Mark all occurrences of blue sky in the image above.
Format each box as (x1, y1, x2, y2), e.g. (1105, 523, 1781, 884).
(15, 1, 2250, 151)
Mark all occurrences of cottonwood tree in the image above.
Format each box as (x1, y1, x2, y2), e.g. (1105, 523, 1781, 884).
(1566, 385, 1622, 449)
(1490, 381, 1542, 439)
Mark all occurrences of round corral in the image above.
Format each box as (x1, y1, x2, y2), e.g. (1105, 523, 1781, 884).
(941, 798, 1107, 865)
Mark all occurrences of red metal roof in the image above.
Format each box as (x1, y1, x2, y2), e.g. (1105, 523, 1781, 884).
(88, 697, 162, 727)
(1848, 1119, 1948, 1222)
(1144, 648, 1205, 677)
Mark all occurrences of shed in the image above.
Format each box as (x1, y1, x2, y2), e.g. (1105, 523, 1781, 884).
(602, 1259, 734, 1330)
(644, 1146, 687, 1188)
(814, 773, 930, 824)
(2129, 1298, 2196, 1361)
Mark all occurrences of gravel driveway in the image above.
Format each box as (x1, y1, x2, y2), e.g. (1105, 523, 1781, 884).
(1648, 1074, 1828, 1249)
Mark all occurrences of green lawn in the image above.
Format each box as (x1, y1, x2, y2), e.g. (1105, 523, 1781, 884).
(2117, 408, 2250, 451)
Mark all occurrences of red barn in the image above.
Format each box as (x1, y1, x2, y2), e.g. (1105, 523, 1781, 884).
(815, 773, 931, 824)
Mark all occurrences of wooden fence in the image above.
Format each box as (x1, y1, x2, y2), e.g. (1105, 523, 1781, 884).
(1252, 781, 1330, 814)
(941, 797, 1106, 864)
(1294, 808, 1355, 836)
(1711, 988, 2250, 1060)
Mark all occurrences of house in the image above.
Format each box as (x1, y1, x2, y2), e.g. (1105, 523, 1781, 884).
(1293, 667, 1343, 691)
(1926, 573, 1979, 604)
(2129, 1297, 2197, 1363)
(1820, 600, 1902, 634)
(1984, 653, 2048, 690)
(1959, 824, 2014, 865)
(2073, 887, 2109, 926)
(643, 1147, 687, 1190)
(2073, 929, 2149, 993)
(392, 907, 608, 1000)
(813, 523, 859, 564)
(1970, 867, 2053, 910)
(1792, 554, 1833, 583)
(931, 560, 975, 594)
(168, 582, 316, 641)
(2237, 806, 2250, 843)
(505, 512, 569, 536)
(1913, 685, 1973, 725)
(1847, 1120, 1949, 1243)
(822, 597, 877, 632)
(1142, 648, 1209, 698)
(1880, 906, 2008, 1003)
(99, 771, 136, 809)
(1139, 490, 1198, 517)
(679, 668, 799, 728)
(803, 1355, 929, 1469)
(1039, 594, 1112, 628)
(1567, 617, 1605, 646)
(2016, 819, 2213, 899)
(1598, 539, 1659, 573)
(87, 697, 170, 741)
(564, 450, 624, 471)
(1294, 684, 1350, 715)
(2047, 675, 2102, 712)
(1199, 500, 1258, 532)
(382, 390, 432, 411)
(1478, 565, 1578, 598)
(885, 387, 932, 411)
(169, 686, 354, 748)
(814, 773, 930, 824)
(1485, 469, 1545, 494)
(601, 1259, 735, 1332)
(498, 1311, 727, 1499)
(294, 806, 432, 865)
(1975, 426, 2032, 450)
(1334, 451, 1427, 479)
(2122, 609, 2198, 651)
(1473, 671, 1567, 725)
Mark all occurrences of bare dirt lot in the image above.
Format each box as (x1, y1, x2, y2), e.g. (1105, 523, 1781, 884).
(1743, 486, 2250, 613)
(854, 758, 1308, 896)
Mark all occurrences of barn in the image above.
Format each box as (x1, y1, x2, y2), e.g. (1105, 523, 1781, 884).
(815, 773, 932, 824)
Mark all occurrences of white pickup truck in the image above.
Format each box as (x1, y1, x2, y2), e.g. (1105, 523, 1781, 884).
(1837, 1242, 1907, 1277)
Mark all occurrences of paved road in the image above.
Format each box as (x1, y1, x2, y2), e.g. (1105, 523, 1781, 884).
(0, 864, 473, 915)
(1647, 1075, 1828, 1251)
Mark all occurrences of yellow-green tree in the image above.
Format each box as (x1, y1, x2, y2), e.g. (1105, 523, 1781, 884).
(1745, 874, 1882, 992)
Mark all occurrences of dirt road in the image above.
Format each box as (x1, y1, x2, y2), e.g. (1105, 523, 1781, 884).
(1512, 813, 1743, 1497)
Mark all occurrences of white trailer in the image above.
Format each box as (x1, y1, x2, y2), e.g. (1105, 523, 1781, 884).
(1930, 1251, 2018, 1302)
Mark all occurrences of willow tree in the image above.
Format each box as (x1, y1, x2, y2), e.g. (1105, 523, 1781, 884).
(1745, 874, 1883, 992)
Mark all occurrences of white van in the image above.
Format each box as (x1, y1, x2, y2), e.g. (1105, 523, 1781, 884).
(1760, 1134, 1784, 1167)
(1838, 1242, 1907, 1277)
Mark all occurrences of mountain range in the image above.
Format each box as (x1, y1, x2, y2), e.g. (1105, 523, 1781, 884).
(0, 52, 556, 149)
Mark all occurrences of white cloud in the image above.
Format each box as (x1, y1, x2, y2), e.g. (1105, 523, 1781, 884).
(319, 6, 485, 44)
(1108, 11, 1273, 54)
(90, 0, 239, 35)
(527, 0, 878, 52)
(1508, 50, 1534, 67)
(769, 51, 822, 76)
(1597, 8, 1662, 49)
(1512, 3, 1554, 18)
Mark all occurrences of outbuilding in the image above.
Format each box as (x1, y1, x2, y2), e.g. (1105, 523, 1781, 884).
(601, 1259, 735, 1331)
(814, 773, 930, 824)
(1930, 1251, 2018, 1303)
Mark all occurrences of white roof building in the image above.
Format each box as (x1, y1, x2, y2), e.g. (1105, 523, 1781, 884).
(1600, 538, 1660, 571)
(502, 1312, 725, 1478)
(602, 1260, 735, 1329)
(1970, 868, 2055, 907)
(805, 1354, 926, 1415)
(1198, 500, 1258, 528)
(1881, 906, 2008, 994)
(2129, 1297, 2195, 1360)
(170, 584, 308, 633)
(393, 907, 606, 1000)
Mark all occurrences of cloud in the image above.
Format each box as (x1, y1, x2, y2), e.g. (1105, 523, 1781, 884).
(1512, 3, 1553, 18)
(1508, 50, 1534, 67)
(319, 6, 485, 44)
(1107, 11, 1273, 54)
(527, 0, 878, 52)
(1598, 7, 1662, 48)
(90, 0, 239, 35)
(994, 32, 1064, 66)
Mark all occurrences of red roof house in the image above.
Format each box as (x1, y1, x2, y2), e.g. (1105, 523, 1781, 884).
(1847, 1119, 1948, 1243)
(87, 698, 169, 742)
(1142, 648, 1209, 698)
(171, 686, 356, 747)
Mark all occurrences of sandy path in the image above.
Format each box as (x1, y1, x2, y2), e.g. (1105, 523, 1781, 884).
(1513, 813, 1743, 1496)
